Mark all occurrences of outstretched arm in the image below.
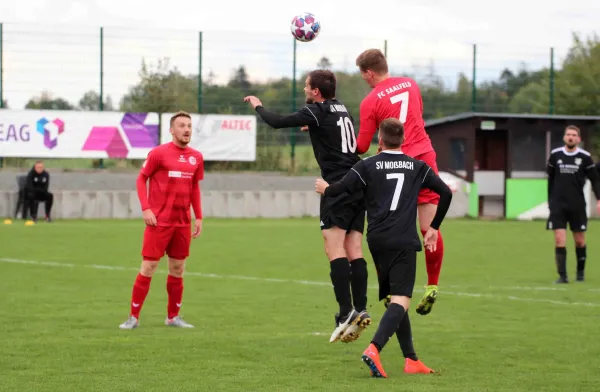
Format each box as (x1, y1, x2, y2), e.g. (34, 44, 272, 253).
(244, 95, 318, 129)
(315, 162, 366, 197)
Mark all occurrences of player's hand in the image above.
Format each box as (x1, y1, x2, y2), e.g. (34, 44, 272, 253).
(192, 219, 202, 239)
(142, 209, 157, 226)
(300, 125, 309, 132)
(315, 178, 329, 194)
(423, 228, 438, 252)
(596, 200, 600, 215)
(243, 96, 263, 109)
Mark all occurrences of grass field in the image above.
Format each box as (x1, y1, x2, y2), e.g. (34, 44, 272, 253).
(2, 218, 600, 391)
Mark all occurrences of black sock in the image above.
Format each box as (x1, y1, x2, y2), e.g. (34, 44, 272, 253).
(330, 258, 352, 317)
(555, 247, 567, 278)
(350, 258, 368, 312)
(576, 246, 586, 273)
(371, 303, 406, 353)
(396, 313, 418, 361)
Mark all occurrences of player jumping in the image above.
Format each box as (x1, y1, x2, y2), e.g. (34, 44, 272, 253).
(354, 48, 444, 315)
(119, 111, 204, 329)
(546, 125, 600, 283)
(315, 118, 452, 377)
(243, 70, 371, 344)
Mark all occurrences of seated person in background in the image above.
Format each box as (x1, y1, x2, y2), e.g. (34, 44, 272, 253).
(25, 160, 54, 222)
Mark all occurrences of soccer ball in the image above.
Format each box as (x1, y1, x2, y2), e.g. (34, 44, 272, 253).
(290, 13, 321, 42)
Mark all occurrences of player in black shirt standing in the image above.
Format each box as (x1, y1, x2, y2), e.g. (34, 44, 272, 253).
(243, 70, 371, 344)
(546, 125, 600, 283)
(315, 118, 452, 377)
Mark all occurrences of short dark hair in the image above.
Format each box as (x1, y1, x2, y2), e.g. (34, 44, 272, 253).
(170, 111, 191, 127)
(379, 118, 404, 148)
(355, 49, 388, 74)
(307, 70, 336, 99)
(565, 125, 581, 137)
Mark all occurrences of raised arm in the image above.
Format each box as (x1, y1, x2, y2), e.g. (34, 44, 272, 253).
(244, 95, 319, 129)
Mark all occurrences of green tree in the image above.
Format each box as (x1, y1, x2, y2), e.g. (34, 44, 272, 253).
(25, 91, 74, 110)
(78, 90, 114, 111)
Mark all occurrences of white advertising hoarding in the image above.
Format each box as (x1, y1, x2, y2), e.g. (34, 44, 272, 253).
(160, 114, 256, 161)
(0, 109, 159, 159)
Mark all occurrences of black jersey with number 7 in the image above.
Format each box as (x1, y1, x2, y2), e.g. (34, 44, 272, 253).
(324, 150, 453, 251)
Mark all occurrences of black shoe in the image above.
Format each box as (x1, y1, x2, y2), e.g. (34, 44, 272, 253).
(45, 216, 52, 223)
(576, 271, 585, 282)
(554, 276, 569, 284)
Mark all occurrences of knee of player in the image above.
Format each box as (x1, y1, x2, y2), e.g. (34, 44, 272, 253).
(140, 260, 159, 276)
(389, 295, 410, 311)
(168, 260, 186, 277)
(345, 243, 363, 260)
(574, 235, 586, 248)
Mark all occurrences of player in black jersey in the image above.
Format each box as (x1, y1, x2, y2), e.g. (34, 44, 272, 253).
(243, 70, 371, 344)
(546, 125, 600, 283)
(315, 118, 452, 377)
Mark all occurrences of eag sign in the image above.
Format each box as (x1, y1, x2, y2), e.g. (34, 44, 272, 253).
(0, 122, 31, 143)
(0, 109, 159, 158)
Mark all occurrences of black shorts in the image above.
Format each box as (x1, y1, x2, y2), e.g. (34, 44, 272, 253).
(320, 190, 365, 234)
(368, 246, 417, 300)
(547, 206, 587, 232)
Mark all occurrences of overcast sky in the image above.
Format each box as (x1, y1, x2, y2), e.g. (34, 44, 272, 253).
(0, 0, 598, 109)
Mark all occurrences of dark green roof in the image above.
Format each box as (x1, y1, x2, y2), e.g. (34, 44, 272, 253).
(425, 112, 600, 128)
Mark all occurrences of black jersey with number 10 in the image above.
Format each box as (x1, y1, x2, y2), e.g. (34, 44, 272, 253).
(329, 151, 452, 251)
(255, 99, 360, 183)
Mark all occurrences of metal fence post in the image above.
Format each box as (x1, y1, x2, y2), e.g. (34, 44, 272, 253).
(198, 31, 203, 113)
(290, 38, 297, 171)
(549, 47, 555, 115)
(471, 44, 477, 111)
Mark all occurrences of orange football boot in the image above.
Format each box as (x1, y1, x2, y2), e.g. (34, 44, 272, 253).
(404, 358, 435, 374)
(361, 344, 388, 378)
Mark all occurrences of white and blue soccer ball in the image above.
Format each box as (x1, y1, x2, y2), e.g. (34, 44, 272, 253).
(290, 13, 321, 42)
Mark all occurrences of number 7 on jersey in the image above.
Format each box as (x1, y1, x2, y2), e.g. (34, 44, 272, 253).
(390, 91, 409, 123)
(386, 173, 405, 211)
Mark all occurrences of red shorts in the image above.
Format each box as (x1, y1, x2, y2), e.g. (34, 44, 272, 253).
(141, 225, 191, 261)
(414, 150, 440, 205)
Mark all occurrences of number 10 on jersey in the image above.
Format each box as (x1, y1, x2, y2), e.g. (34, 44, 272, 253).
(337, 117, 357, 153)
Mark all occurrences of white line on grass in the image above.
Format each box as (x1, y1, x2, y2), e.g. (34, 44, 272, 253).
(2, 257, 599, 308)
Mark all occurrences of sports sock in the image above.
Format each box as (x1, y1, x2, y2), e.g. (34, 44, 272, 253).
(167, 275, 184, 319)
(130, 273, 152, 318)
(555, 247, 567, 277)
(396, 313, 418, 361)
(371, 303, 406, 353)
(576, 246, 587, 273)
(350, 258, 368, 312)
(422, 229, 444, 286)
(330, 258, 353, 317)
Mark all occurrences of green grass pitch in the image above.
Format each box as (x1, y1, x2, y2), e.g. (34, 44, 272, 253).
(1, 218, 599, 391)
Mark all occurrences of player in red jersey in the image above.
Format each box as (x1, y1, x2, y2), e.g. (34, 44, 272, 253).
(354, 49, 444, 316)
(119, 111, 204, 330)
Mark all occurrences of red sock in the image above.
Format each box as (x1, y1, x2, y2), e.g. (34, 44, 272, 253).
(422, 229, 444, 286)
(130, 273, 152, 318)
(167, 275, 184, 319)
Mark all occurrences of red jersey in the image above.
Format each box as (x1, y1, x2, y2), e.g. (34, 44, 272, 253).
(137, 142, 204, 227)
(356, 76, 433, 157)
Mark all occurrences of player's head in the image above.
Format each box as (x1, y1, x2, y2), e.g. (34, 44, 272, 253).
(170, 111, 192, 147)
(356, 49, 389, 88)
(34, 160, 44, 174)
(563, 125, 581, 149)
(304, 70, 336, 103)
(378, 118, 404, 150)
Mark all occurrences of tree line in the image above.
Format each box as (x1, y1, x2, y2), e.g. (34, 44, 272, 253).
(16, 33, 600, 131)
